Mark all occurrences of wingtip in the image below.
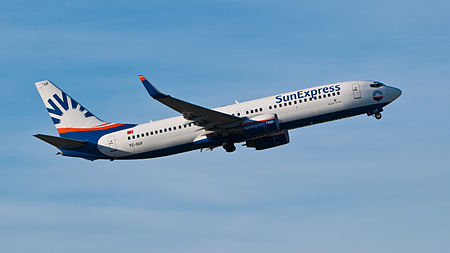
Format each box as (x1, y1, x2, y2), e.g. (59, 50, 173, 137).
(138, 75, 167, 99)
(138, 75, 146, 81)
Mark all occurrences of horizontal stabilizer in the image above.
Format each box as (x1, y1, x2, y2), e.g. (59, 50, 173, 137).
(34, 134, 87, 150)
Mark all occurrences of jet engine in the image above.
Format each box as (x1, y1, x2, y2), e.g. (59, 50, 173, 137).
(246, 130, 290, 150)
(242, 114, 280, 139)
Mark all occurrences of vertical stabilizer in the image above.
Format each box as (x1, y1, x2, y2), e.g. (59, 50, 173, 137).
(35, 80, 108, 135)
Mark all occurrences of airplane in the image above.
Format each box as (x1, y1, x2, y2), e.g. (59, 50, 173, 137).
(34, 76, 402, 160)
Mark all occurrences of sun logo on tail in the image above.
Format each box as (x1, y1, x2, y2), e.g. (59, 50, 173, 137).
(46, 92, 99, 126)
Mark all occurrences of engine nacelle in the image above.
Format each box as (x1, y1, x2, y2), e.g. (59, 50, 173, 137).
(242, 114, 280, 139)
(246, 130, 290, 150)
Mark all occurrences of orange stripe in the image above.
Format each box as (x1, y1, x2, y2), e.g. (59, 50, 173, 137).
(138, 75, 146, 81)
(57, 123, 125, 134)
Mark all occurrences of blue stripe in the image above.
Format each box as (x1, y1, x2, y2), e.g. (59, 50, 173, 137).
(280, 103, 389, 130)
(59, 124, 137, 142)
(117, 138, 222, 160)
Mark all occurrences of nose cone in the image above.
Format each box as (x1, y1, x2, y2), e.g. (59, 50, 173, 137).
(390, 87, 402, 101)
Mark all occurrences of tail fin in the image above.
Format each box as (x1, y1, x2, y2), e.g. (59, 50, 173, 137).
(35, 80, 106, 135)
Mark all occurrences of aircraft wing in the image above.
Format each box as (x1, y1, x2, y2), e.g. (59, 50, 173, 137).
(138, 75, 243, 131)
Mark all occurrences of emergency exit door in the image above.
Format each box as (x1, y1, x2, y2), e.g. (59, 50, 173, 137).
(352, 83, 361, 99)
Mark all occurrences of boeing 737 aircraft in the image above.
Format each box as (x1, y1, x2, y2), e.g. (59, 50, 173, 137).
(34, 76, 401, 160)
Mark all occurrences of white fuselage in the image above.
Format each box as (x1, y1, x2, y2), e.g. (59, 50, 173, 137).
(97, 80, 401, 159)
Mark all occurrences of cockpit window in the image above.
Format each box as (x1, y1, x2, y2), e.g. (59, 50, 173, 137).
(370, 81, 384, 88)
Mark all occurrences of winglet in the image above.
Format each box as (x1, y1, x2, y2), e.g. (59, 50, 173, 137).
(138, 75, 168, 99)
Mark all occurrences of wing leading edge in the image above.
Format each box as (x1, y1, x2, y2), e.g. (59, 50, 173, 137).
(138, 75, 243, 131)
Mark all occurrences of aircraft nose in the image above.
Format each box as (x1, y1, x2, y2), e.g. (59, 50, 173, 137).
(390, 87, 402, 101)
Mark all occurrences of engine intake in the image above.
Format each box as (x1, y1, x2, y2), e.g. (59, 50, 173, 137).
(246, 130, 290, 150)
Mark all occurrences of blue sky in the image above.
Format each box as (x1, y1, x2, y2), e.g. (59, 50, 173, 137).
(1, 0, 450, 252)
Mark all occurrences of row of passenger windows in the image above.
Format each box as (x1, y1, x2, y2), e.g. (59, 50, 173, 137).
(232, 108, 263, 117)
(231, 92, 341, 116)
(128, 91, 341, 140)
(128, 123, 194, 140)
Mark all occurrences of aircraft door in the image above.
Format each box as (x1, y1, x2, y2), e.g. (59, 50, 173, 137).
(352, 83, 361, 99)
(107, 136, 117, 152)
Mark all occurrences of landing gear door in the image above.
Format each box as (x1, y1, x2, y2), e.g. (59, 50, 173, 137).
(352, 83, 361, 99)
(107, 136, 117, 152)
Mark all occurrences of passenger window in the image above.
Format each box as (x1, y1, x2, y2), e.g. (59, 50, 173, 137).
(159, 129, 163, 133)
(168, 127, 171, 131)
(279, 104, 282, 108)
(337, 91, 340, 95)
(237, 113, 241, 116)
(274, 104, 277, 108)
(332, 92, 336, 96)
(318, 95, 321, 99)
(141, 133, 144, 137)
(304, 98, 307, 102)
(179, 125, 182, 129)
(288, 102, 291, 105)
(146, 132, 149, 136)
(246, 111, 249, 114)
(314, 97, 317, 100)
(309, 97, 312, 101)
(128, 136, 130, 140)
(259, 108, 262, 112)
(284, 103, 287, 106)
(132, 135, 135, 139)
(151, 131, 153, 135)
(269, 106, 272, 109)
(250, 109, 254, 113)
(294, 100, 297, 104)
(328, 93, 331, 97)
(137, 135, 140, 138)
